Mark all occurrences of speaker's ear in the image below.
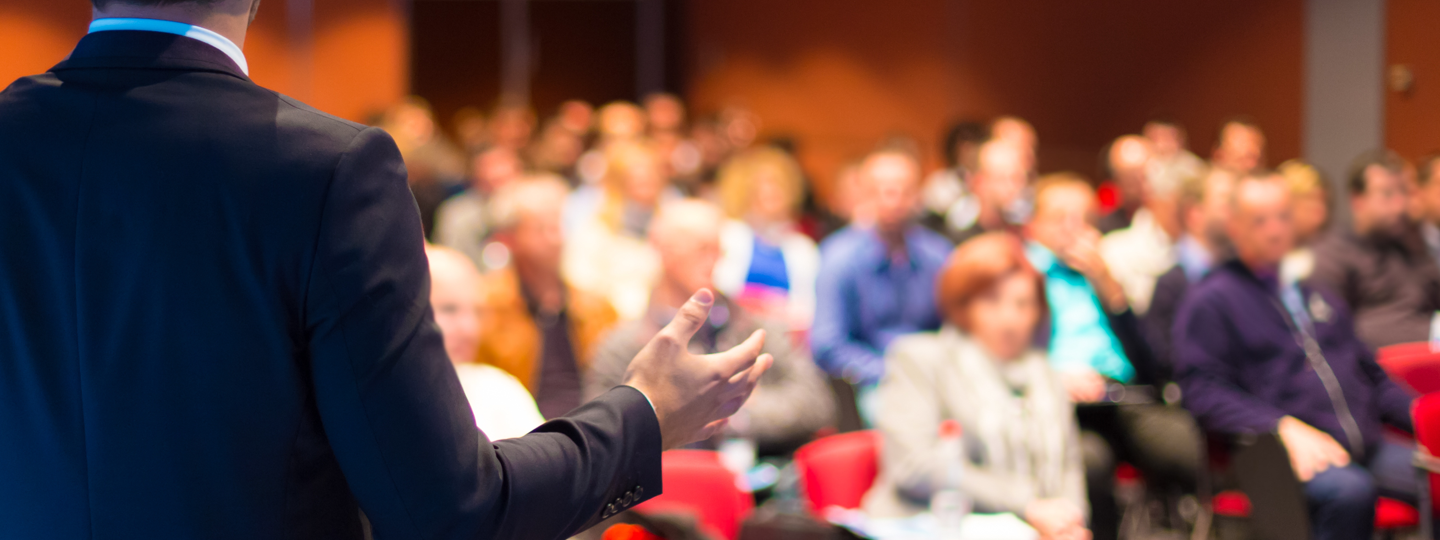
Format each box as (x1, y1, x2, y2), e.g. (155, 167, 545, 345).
(248, 0, 262, 25)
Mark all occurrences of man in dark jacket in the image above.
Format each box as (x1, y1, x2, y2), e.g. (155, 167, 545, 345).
(1311, 149, 1440, 348)
(1175, 171, 1416, 540)
(0, 1, 771, 538)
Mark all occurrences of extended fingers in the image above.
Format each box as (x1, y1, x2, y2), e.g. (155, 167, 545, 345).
(658, 289, 715, 345)
(708, 329, 766, 375)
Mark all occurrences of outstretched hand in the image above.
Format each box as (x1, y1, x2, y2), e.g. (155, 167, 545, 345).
(622, 289, 774, 450)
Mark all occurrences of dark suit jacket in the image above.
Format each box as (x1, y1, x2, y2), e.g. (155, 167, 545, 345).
(1144, 265, 1191, 383)
(0, 31, 660, 539)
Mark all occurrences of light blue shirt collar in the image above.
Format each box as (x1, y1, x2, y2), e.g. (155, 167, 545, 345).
(88, 18, 249, 76)
(1175, 234, 1215, 284)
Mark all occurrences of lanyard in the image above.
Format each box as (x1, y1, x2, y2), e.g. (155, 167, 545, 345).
(1271, 282, 1366, 459)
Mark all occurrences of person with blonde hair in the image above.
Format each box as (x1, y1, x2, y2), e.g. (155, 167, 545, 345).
(1277, 159, 1330, 283)
(563, 140, 678, 320)
(864, 233, 1090, 540)
(712, 146, 821, 331)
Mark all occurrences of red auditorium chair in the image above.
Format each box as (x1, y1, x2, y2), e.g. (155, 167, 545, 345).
(1413, 393, 1440, 537)
(792, 430, 881, 517)
(1204, 432, 1419, 539)
(1378, 342, 1440, 395)
(635, 450, 754, 540)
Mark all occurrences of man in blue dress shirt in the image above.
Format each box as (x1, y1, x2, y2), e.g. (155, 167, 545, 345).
(811, 148, 951, 392)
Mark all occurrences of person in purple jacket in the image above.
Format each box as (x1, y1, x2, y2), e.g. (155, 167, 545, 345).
(1174, 171, 1417, 540)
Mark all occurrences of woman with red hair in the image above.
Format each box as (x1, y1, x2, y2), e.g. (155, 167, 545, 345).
(864, 232, 1091, 540)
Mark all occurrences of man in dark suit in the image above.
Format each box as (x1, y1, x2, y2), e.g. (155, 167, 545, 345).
(0, 1, 772, 538)
(1144, 167, 1234, 378)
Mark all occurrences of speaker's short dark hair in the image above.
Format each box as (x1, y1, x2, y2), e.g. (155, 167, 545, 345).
(92, 0, 220, 9)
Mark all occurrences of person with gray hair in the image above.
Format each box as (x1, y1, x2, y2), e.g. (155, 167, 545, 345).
(475, 175, 621, 421)
(587, 199, 835, 454)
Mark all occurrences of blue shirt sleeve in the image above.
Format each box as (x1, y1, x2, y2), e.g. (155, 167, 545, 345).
(809, 243, 885, 385)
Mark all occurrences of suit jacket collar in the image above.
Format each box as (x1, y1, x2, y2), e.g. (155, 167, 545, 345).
(52, 30, 250, 82)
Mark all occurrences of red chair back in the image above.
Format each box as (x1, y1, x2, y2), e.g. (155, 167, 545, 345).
(792, 430, 880, 517)
(1414, 393, 1440, 514)
(635, 450, 753, 540)
(1378, 344, 1440, 394)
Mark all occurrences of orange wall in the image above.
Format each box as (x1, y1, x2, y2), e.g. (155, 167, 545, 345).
(1386, 0, 1440, 161)
(0, 1, 406, 123)
(685, 0, 1304, 202)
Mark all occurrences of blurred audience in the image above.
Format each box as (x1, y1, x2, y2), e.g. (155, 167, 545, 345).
(1144, 167, 1234, 374)
(489, 104, 537, 153)
(1311, 149, 1440, 348)
(1099, 136, 1183, 315)
(922, 121, 988, 233)
(475, 176, 619, 420)
(1174, 171, 1417, 540)
(713, 147, 821, 333)
(941, 138, 1032, 245)
(864, 233, 1089, 540)
(586, 199, 834, 454)
(1414, 154, 1440, 268)
(425, 244, 544, 439)
(433, 145, 524, 272)
(1097, 135, 1155, 234)
(1024, 174, 1198, 539)
(811, 149, 950, 391)
(1143, 117, 1206, 198)
(1278, 159, 1332, 283)
(991, 115, 1039, 173)
(563, 140, 677, 320)
(1210, 117, 1266, 175)
(383, 97, 466, 237)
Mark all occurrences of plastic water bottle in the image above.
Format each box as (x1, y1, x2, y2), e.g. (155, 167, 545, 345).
(930, 419, 972, 537)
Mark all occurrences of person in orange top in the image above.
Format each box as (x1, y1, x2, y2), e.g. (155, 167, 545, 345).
(476, 175, 620, 419)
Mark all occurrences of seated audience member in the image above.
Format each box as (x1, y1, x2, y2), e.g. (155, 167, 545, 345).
(1210, 117, 1266, 175)
(1413, 154, 1440, 268)
(922, 121, 988, 235)
(1174, 171, 1418, 540)
(562, 140, 677, 320)
(712, 147, 821, 332)
(1024, 173, 1199, 540)
(476, 176, 620, 420)
(487, 103, 537, 153)
(864, 233, 1090, 540)
(425, 244, 545, 439)
(586, 200, 834, 454)
(1144, 167, 1234, 374)
(942, 138, 1032, 245)
(1143, 117, 1206, 197)
(1278, 160, 1332, 283)
(433, 146, 524, 271)
(1097, 135, 1155, 234)
(384, 97, 467, 237)
(1099, 136, 1184, 315)
(811, 148, 951, 389)
(991, 115, 1039, 172)
(1312, 150, 1440, 348)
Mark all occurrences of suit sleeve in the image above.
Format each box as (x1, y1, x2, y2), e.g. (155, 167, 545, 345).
(303, 127, 661, 540)
(1174, 294, 1288, 436)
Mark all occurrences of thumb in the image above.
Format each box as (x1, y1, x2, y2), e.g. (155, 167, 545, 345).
(658, 288, 714, 345)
